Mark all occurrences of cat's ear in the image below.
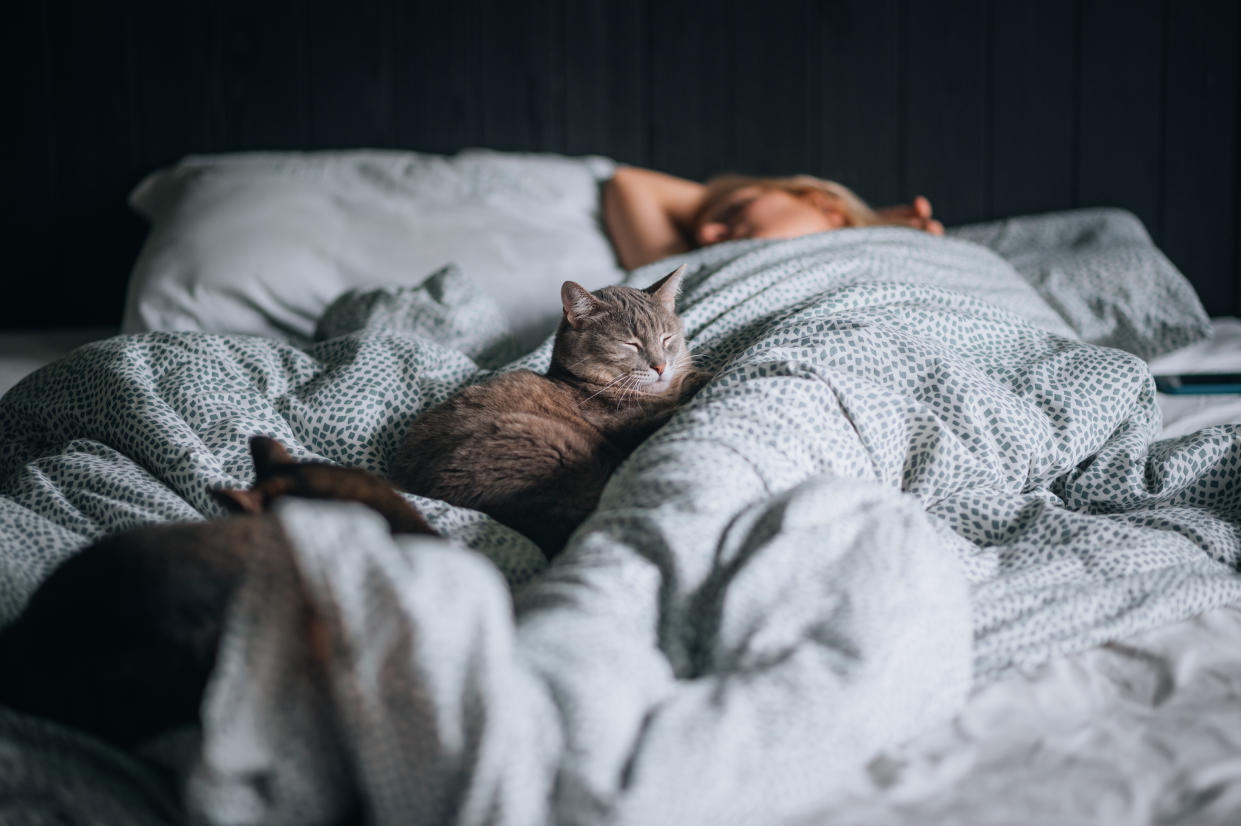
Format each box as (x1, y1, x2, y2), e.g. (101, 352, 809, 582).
(249, 435, 295, 479)
(562, 281, 602, 328)
(209, 486, 264, 514)
(645, 265, 686, 312)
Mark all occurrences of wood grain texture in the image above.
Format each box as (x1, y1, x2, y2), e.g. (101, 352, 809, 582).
(477, 0, 565, 152)
(393, 2, 482, 154)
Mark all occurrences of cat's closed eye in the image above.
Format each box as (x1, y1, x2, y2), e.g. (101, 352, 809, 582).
(621, 340, 642, 351)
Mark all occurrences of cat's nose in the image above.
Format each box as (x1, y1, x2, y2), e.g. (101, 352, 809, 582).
(652, 363, 665, 376)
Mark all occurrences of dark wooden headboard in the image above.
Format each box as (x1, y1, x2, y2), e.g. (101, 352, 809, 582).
(6, 0, 1238, 330)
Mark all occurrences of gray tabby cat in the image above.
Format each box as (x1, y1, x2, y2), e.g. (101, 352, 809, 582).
(393, 265, 706, 556)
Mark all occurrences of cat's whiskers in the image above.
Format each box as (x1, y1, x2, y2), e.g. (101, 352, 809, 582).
(666, 354, 696, 379)
(627, 372, 647, 403)
(579, 372, 634, 405)
(617, 372, 644, 409)
(677, 351, 705, 367)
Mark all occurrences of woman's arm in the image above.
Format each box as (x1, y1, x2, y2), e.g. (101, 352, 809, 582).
(603, 166, 707, 270)
(603, 165, 944, 269)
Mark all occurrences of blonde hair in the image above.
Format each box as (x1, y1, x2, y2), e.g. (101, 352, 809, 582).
(695, 173, 881, 230)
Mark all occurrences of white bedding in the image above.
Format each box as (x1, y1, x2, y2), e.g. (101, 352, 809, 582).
(819, 327, 1241, 825)
(2, 149, 1239, 823)
(0, 328, 117, 398)
(6, 322, 1238, 440)
(121, 149, 624, 351)
(1151, 317, 1241, 439)
(2, 327, 1237, 822)
(810, 602, 1241, 824)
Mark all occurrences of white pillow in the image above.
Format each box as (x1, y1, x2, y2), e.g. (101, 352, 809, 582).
(122, 149, 625, 350)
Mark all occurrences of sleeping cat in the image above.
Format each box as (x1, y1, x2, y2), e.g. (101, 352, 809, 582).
(0, 436, 432, 746)
(393, 265, 707, 555)
(0, 269, 704, 743)
(213, 435, 435, 535)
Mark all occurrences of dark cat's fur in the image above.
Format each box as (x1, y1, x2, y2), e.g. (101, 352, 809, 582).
(393, 265, 706, 555)
(0, 436, 431, 746)
(213, 436, 435, 536)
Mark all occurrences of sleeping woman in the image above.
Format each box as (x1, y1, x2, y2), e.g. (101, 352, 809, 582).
(603, 164, 944, 270)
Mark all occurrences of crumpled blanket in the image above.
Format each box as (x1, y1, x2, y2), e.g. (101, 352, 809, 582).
(1, 223, 1238, 824)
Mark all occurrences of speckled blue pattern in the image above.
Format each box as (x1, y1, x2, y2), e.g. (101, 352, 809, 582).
(0, 223, 1238, 823)
(2, 226, 1238, 673)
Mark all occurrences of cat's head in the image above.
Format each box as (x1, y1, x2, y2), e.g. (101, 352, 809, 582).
(552, 265, 690, 394)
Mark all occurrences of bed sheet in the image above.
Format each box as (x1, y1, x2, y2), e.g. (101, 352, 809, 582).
(814, 319, 1241, 824)
(1, 249, 1238, 826)
(1, 195, 1237, 822)
(0, 328, 116, 399)
(5, 319, 1238, 439)
(1152, 316, 1241, 439)
(1, 222, 1239, 824)
(807, 604, 1241, 824)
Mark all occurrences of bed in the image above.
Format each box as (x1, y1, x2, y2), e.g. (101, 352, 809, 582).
(1, 149, 1239, 825)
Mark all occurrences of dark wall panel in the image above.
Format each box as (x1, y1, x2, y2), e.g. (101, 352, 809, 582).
(564, 1, 647, 164)
(306, 0, 396, 149)
(732, 0, 818, 177)
(393, 3, 487, 154)
(44, 2, 144, 328)
(4, 0, 1239, 330)
(130, 0, 215, 167)
(477, 0, 565, 152)
(648, 0, 733, 180)
(208, 0, 310, 151)
(905, 0, 990, 225)
(393, 1, 566, 154)
(815, 0, 903, 207)
(991, 1, 1076, 218)
(1161, 0, 1239, 314)
(2, 5, 56, 328)
(1077, 0, 1165, 236)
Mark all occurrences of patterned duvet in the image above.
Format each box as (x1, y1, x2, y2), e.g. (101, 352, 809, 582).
(0, 219, 1238, 824)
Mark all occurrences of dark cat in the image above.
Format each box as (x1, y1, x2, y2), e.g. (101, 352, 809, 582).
(392, 265, 707, 555)
(0, 436, 431, 747)
(212, 435, 435, 536)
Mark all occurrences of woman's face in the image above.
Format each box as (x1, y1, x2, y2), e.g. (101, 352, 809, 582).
(695, 185, 841, 246)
